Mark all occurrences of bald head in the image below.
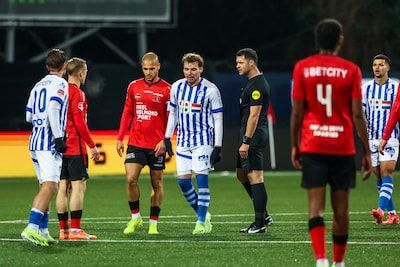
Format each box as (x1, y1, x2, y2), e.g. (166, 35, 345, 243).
(142, 52, 159, 64)
(141, 52, 161, 83)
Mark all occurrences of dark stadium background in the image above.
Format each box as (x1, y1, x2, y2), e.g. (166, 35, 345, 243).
(1, 0, 399, 170)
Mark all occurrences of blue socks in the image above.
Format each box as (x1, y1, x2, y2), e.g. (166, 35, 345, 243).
(28, 208, 44, 230)
(178, 179, 198, 211)
(178, 175, 210, 223)
(378, 177, 395, 211)
(196, 174, 210, 223)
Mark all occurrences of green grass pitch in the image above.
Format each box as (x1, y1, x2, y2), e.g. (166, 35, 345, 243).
(1, 171, 400, 266)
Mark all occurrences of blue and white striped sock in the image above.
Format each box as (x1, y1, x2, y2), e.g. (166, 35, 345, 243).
(196, 174, 210, 223)
(178, 179, 198, 211)
(379, 176, 394, 211)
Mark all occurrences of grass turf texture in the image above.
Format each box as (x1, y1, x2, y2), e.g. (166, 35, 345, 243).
(1, 171, 400, 266)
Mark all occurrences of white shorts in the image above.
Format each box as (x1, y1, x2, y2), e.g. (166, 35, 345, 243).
(30, 151, 62, 184)
(176, 145, 213, 176)
(369, 139, 399, 167)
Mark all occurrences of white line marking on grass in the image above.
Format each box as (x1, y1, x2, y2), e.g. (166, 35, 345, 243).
(0, 211, 371, 224)
(1, 238, 399, 245)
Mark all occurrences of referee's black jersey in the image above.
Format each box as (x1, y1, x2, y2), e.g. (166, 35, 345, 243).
(239, 74, 270, 129)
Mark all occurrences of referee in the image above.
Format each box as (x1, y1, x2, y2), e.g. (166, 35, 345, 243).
(235, 48, 272, 234)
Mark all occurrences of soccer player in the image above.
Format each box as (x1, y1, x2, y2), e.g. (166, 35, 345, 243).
(235, 48, 273, 234)
(55, 57, 100, 240)
(362, 54, 400, 225)
(290, 19, 372, 267)
(164, 52, 223, 235)
(117, 52, 171, 235)
(21, 49, 69, 246)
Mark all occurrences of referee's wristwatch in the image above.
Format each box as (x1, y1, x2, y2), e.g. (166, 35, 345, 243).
(242, 136, 252, 145)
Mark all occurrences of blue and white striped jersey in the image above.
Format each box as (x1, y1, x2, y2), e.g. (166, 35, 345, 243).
(25, 74, 69, 151)
(169, 78, 223, 148)
(362, 78, 399, 140)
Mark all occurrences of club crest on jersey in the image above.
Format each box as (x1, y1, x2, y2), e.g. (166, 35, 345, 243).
(251, 89, 261, 100)
(152, 93, 163, 103)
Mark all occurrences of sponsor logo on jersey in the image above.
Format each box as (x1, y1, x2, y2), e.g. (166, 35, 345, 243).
(135, 93, 141, 100)
(191, 103, 202, 113)
(251, 90, 261, 100)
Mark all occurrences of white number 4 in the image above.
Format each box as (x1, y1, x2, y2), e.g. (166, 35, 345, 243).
(317, 84, 332, 117)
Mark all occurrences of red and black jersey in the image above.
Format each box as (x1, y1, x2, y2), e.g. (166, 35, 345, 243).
(117, 78, 171, 149)
(64, 83, 95, 156)
(292, 54, 362, 155)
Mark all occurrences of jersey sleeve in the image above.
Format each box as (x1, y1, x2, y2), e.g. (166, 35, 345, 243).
(165, 83, 178, 138)
(70, 91, 95, 148)
(291, 62, 304, 101)
(361, 82, 368, 117)
(25, 90, 34, 123)
(249, 79, 265, 106)
(117, 84, 134, 141)
(210, 86, 223, 113)
(351, 66, 362, 100)
(168, 83, 178, 112)
(383, 83, 400, 140)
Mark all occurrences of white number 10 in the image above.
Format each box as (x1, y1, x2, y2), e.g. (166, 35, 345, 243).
(317, 84, 332, 117)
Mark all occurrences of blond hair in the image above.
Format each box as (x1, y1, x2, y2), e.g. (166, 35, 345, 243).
(182, 53, 204, 68)
(67, 57, 86, 76)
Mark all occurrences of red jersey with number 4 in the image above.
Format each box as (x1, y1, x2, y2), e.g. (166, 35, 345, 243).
(117, 78, 170, 149)
(292, 54, 362, 155)
(65, 83, 95, 156)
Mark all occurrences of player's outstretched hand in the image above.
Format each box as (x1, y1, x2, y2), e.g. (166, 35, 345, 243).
(291, 146, 302, 170)
(91, 146, 100, 161)
(210, 147, 222, 166)
(54, 137, 67, 153)
(378, 139, 387, 155)
(116, 140, 124, 157)
(164, 138, 174, 157)
(361, 154, 372, 181)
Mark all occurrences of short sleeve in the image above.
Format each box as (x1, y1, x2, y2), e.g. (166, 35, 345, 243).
(351, 66, 362, 100)
(292, 62, 304, 101)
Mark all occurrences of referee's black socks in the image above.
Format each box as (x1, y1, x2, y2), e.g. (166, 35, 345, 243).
(251, 183, 267, 226)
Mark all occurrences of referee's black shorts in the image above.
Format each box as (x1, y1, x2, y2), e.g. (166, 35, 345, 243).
(301, 153, 356, 191)
(236, 127, 268, 171)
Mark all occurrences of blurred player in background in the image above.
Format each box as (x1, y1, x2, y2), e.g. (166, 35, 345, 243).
(56, 57, 100, 241)
(164, 52, 223, 235)
(117, 52, 170, 235)
(362, 54, 400, 225)
(21, 49, 68, 246)
(290, 19, 371, 267)
(235, 48, 273, 234)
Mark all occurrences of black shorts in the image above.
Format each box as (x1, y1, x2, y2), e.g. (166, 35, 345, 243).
(236, 127, 268, 171)
(301, 153, 356, 190)
(60, 155, 89, 181)
(125, 145, 165, 170)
